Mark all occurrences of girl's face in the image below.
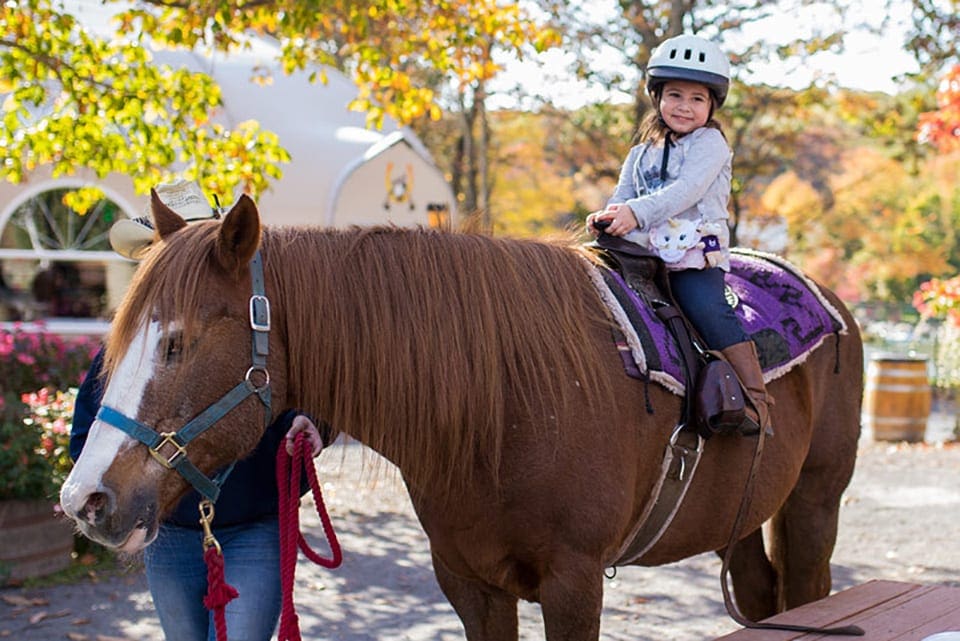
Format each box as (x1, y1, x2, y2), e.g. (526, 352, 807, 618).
(658, 80, 713, 135)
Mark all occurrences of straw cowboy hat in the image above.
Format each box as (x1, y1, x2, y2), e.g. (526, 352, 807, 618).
(109, 180, 220, 260)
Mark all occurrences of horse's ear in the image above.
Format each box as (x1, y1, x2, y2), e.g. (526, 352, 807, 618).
(150, 189, 187, 239)
(215, 194, 262, 275)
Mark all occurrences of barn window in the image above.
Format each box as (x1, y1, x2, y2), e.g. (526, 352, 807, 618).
(0, 188, 123, 323)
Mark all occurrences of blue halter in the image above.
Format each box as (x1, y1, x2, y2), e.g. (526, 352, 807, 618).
(96, 251, 272, 502)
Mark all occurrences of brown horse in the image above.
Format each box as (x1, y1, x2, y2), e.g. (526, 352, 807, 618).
(60, 194, 863, 640)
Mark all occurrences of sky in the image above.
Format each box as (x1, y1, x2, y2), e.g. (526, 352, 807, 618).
(68, 0, 923, 111)
(488, 2, 921, 110)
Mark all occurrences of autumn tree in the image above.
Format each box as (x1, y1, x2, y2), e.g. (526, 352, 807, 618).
(903, 0, 959, 78)
(918, 65, 960, 153)
(484, 111, 581, 237)
(1, 0, 552, 212)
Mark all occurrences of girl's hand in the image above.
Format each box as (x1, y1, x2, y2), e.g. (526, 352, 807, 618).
(585, 212, 605, 236)
(285, 414, 324, 457)
(590, 204, 638, 237)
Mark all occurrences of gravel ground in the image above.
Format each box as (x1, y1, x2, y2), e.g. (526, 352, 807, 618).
(2, 414, 958, 641)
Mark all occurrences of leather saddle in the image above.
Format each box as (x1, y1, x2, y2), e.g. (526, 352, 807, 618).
(587, 231, 747, 439)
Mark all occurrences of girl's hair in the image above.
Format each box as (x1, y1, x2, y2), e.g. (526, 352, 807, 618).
(634, 85, 726, 145)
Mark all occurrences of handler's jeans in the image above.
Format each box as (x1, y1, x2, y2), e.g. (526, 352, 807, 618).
(144, 519, 281, 641)
(668, 267, 748, 350)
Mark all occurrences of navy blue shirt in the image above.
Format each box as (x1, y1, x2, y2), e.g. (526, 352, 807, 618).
(70, 349, 314, 529)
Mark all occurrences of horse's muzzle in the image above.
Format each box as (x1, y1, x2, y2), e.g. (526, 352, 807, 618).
(60, 478, 159, 552)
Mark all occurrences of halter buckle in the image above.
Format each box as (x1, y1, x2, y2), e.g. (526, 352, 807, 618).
(149, 432, 187, 469)
(250, 294, 271, 332)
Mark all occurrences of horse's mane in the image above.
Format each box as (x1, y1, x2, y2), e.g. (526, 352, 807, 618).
(104, 220, 227, 379)
(106, 224, 616, 493)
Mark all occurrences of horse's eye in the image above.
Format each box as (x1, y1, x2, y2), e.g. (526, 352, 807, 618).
(160, 333, 184, 364)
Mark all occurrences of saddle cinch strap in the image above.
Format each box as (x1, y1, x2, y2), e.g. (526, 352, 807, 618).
(96, 251, 273, 502)
(607, 300, 707, 567)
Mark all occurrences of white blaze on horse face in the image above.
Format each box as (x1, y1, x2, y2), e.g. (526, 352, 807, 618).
(60, 321, 164, 515)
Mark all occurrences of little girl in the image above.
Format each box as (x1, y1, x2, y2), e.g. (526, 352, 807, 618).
(587, 33, 771, 436)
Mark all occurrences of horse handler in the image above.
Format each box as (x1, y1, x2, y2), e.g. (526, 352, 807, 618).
(69, 182, 328, 641)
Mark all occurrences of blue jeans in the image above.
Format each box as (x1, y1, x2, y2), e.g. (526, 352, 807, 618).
(668, 267, 748, 350)
(143, 519, 282, 641)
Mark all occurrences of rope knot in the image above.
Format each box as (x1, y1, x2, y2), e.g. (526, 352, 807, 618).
(203, 546, 240, 609)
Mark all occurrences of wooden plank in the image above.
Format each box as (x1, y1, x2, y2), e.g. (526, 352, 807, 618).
(714, 581, 921, 640)
(715, 581, 960, 641)
(838, 584, 960, 640)
(885, 586, 960, 641)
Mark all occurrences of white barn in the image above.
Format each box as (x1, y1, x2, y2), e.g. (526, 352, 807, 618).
(0, 5, 455, 335)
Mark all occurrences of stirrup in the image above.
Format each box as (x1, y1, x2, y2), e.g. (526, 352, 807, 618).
(736, 412, 773, 438)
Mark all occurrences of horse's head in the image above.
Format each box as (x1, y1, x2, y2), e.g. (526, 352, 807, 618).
(60, 192, 285, 552)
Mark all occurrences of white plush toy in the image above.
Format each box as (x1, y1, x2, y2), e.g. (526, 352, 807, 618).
(649, 217, 702, 264)
(649, 218, 726, 268)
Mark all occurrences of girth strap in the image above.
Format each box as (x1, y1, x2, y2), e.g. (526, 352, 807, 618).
(608, 301, 705, 567)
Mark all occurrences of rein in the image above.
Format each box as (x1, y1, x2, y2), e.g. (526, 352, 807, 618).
(719, 424, 865, 637)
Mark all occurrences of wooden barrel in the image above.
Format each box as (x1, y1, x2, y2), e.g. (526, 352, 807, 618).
(863, 357, 931, 443)
(0, 499, 75, 583)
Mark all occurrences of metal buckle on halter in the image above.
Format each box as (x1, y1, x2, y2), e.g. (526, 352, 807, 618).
(149, 432, 187, 469)
(249, 295, 271, 332)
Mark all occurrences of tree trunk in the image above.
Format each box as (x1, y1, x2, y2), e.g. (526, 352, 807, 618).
(476, 78, 491, 231)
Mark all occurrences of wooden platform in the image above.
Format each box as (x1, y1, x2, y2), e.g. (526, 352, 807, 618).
(715, 580, 960, 640)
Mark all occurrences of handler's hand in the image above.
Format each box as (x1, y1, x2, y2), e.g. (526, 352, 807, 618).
(284, 414, 323, 457)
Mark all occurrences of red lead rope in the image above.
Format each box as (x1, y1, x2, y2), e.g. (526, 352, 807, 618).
(276, 431, 343, 641)
(203, 544, 239, 641)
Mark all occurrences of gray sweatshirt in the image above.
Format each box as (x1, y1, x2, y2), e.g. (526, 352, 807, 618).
(607, 126, 732, 271)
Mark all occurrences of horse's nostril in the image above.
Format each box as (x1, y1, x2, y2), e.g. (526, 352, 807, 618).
(82, 491, 112, 524)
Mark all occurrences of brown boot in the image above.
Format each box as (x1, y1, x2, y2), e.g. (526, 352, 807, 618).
(720, 340, 773, 437)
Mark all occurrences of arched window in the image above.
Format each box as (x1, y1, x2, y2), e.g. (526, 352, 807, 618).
(0, 187, 132, 326)
(1, 188, 119, 254)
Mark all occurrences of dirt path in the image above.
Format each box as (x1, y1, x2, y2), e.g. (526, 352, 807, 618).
(3, 432, 959, 641)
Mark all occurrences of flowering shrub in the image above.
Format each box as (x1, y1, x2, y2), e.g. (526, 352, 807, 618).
(913, 276, 960, 326)
(0, 326, 99, 395)
(0, 326, 97, 501)
(0, 389, 77, 500)
(914, 276, 960, 390)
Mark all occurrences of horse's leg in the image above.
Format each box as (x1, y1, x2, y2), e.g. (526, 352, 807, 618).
(431, 552, 519, 641)
(767, 469, 849, 609)
(539, 555, 603, 641)
(766, 296, 862, 610)
(717, 527, 778, 620)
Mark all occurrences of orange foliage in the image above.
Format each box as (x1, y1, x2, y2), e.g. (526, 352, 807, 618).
(918, 64, 960, 153)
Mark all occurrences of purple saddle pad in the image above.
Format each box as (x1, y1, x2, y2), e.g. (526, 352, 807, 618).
(595, 250, 848, 394)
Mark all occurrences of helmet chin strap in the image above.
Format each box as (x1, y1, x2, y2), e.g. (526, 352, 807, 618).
(657, 122, 675, 182)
